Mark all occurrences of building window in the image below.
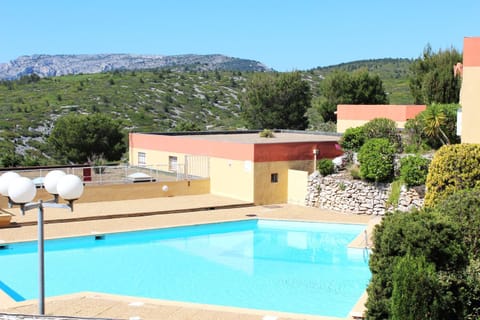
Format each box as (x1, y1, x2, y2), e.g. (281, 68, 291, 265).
(169, 156, 178, 172)
(271, 173, 278, 183)
(138, 152, 146, 166)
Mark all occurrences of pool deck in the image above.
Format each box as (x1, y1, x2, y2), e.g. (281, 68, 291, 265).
(0, 194, 379, 320)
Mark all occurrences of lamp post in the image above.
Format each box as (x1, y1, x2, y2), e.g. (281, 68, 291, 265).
(0, 170, 84, 315)
(313, 149, 319, 172)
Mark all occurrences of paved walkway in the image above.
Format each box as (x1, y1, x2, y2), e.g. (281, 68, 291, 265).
(0, 195, 377, 320)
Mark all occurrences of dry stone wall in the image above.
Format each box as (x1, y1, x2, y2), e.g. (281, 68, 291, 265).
(305, 171, 424, 215)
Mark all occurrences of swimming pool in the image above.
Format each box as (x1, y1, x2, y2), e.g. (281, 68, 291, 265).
(0, 219, 370, 317)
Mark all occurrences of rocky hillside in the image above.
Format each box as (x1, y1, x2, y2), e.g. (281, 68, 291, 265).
(0, 58, 414, 165)
(0, 54, 271, 80)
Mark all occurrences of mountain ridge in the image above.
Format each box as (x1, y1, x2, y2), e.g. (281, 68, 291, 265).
(0, 53, 271, 80)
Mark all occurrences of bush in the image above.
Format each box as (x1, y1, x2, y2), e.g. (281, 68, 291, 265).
(404, 117, 430, 153)
(463, 259, 480, 319)
(435, 190, 480, 319)
(363, 118, 402, 152)
(404, 104, 461, 150)
(349, 164, 361, 179)
(391, 255, 441, 320)
(399, 155, 430, 187)
(358, 138, 396, 182)
(435, 189, 480, 258)
(259, 129, 275, 138)
(386, 179, 402, 207)
(366, 210, 468, 319)
(318, 158, 334, 176)
(340, 126, 365, 151)
(424, 144, 480, 207)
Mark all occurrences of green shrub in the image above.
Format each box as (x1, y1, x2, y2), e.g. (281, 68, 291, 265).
(366, 210, 468, 319)
(363, 118, 403, 152)
(403, 140, 430, 154)
(404, 117, 429, 153)
(349, 164, 361, 179)
(386, 179, 402, 208)
(435, 189, 480, 258)
(435, 189, 480, 319)
(259, 129, 275, 138)
(463, 259, 480, 320)
(318, 158, 334, 176)
(358, 138, 396, 182)
(405, 104, 461, 150)
(391, 255, 440, 320)
(424, 144, 480, 208)
(399, 155, 430, 187)
(340, 126, 365, 151)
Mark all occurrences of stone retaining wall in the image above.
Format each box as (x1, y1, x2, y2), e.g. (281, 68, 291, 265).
(305, 171, 424, 215)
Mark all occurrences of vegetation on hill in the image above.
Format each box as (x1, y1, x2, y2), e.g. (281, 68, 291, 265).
(0, 58, 415, 166)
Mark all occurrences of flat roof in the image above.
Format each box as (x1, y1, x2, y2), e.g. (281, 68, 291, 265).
(139, 131, 341, 144)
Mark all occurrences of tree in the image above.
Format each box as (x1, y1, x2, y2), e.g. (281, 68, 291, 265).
(409, 45, 462, 104)
(242, 72, 311, 130)
(351, 69, 389, 104)
(310, 69, 388, 124)
(306, 96, 336, 129)
(48, 114, 126, 164)
(173, 120, 202, 132)
(0, 146, 22, 168)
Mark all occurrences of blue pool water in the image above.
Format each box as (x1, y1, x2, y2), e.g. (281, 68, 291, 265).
(0, 219, 370, 317)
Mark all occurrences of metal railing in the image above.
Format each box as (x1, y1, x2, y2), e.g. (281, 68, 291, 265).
(3, 163, 210, 186)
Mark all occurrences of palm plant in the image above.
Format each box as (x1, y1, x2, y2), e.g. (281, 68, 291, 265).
(422, 104, 450, 145)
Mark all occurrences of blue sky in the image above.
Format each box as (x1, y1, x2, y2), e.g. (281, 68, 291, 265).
(2, 0, 479, 71)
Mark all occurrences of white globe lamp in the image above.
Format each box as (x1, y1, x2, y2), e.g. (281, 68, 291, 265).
(44, 170, 66, 195)
(57, 174, 84, 201)
(8, 177, 36, 204)
(0, 170, 84, 316)
(0, 171, 20, 196)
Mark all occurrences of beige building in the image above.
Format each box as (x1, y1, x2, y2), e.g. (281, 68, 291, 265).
(460, 37, 480, 143)
(129, 131, 343, 205)
(336, 104, 426, 133)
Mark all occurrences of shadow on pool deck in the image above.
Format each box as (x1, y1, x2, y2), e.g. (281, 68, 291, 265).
(0, 194, 377, 320)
